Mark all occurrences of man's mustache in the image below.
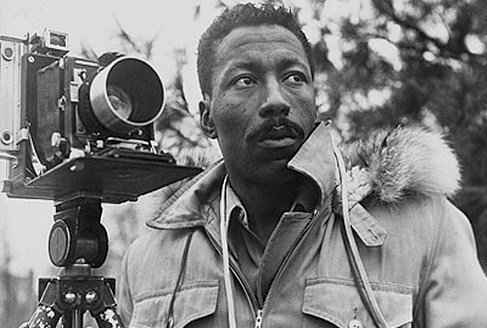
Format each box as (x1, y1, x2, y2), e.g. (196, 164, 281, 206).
(248, 119, 305, 141)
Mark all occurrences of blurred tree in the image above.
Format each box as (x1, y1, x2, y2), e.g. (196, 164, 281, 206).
(0, 224, 11, 325)
(296, 0, 487, 268)
(0, 216, 35, 326)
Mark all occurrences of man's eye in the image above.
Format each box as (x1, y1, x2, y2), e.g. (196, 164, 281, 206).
(234, 76, 256, 88)
(284, 72, 307, 85)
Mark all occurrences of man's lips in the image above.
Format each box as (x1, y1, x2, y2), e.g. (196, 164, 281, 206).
(258, 137, 297, 148)
(256, 125, 301, 148)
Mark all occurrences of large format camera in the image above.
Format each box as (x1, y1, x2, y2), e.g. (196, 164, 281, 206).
(0, 29, 199, 203)
(0, 29, 200, 327)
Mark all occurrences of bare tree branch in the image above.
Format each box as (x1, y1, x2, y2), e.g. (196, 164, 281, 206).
(372, 0, 446, 49)
(371, 0, 480, 61)
(364, 32, 398, 46)
(80, 42, 98, 61)
(167, 125, 201, 148)
(436, 6, 452, 38)
(113, 15, 142, 53)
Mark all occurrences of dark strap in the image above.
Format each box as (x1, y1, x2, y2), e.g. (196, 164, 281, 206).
(166, 231, 194, 328)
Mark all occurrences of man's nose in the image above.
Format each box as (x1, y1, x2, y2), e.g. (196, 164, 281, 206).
(259, 79, 290, 118)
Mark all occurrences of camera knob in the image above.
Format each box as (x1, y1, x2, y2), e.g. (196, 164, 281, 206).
(85, 290, 98, 304)
(63, 291, 77, 304)
(48, 220, 71, 267)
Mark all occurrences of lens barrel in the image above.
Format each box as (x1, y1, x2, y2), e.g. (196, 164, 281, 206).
(89, 57, 165, 134)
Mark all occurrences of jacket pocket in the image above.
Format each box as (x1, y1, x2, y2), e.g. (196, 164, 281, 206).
(130, 280, 219, 328)
(302, 277, 413, 328)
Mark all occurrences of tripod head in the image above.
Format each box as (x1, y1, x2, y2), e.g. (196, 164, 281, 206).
(50, 197, 107, 268)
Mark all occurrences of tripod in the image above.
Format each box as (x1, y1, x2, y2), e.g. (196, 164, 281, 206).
(26, 196, 124, 328)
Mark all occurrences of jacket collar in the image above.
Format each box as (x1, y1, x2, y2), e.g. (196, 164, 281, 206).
(287, 122, 337, 209)
(147, 122, 386, 247)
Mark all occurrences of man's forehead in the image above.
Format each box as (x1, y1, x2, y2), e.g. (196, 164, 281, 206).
(214, 24, 307, 64)
(220, 24, 300, 45)
(215, 25, 309, 71)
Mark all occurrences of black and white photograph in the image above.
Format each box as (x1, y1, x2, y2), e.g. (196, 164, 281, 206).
(1, 0, 487, 327)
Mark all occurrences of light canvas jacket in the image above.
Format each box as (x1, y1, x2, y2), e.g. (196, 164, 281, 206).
(119, 123, 487, 328)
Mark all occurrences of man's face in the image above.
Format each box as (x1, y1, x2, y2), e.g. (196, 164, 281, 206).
(201, 24, 317, 184)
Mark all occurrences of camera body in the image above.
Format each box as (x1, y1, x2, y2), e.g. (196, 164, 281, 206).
(0, 33, 27, 153)
(0, 29, 200, 203)
(1, 29, 72, 154)
(28, 54, 158, 167)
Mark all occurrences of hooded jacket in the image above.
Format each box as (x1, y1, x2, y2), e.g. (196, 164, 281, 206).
(119, 123, 487, 328)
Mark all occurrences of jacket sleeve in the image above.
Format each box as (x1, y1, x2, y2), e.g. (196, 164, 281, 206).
(117, 245, 134, 326)
(418, 199, 487, 326)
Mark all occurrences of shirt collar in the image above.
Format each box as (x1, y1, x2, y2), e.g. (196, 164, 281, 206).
(224, 179, 317, 230)
(225, 182, 249, 227)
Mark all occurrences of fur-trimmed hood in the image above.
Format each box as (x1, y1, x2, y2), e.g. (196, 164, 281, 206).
(341, 126, 461, 205)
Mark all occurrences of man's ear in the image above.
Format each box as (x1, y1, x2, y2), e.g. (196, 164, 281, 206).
(199, 96, 217, 139)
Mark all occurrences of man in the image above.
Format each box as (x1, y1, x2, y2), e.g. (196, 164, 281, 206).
(119, 3, 487, 327)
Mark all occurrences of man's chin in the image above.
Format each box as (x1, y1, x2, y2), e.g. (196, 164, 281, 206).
(253, 157, 295, 179)
(251, 163, 298, 186)
(266, 157, 291, 169)
(255, 142, 300, 161)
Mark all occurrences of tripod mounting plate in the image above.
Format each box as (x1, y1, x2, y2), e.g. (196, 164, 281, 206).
(5, 152, 202, 203)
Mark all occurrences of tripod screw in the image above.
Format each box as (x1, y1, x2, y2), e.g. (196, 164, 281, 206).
(85, 290, 98, 304)
(64, 291, 77, 304)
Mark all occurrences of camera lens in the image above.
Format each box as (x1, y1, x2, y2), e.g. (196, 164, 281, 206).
(107, 85, 132, 120)
(89, 56, 165, 134)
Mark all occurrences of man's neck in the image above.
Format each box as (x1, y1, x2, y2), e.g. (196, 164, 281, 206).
(228, 173, 300, 244)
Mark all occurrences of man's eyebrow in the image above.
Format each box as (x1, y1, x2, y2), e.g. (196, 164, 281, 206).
(219, 57, 311, 83)
(225, 61, 265, 75)
(229, 58, 308, 73)
(219, 61, 265, 84)
(277, 57, 310, 73)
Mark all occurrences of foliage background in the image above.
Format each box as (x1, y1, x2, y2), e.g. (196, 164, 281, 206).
(1, 0, 486, 326)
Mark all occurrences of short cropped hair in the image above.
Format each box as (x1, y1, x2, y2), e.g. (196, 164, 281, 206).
(197, 3, 314, 97)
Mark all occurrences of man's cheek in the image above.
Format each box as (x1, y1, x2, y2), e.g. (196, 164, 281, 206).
(220, 95, 254, 118)
(291, 98, 316, 121)
(214, 104, 244, 135)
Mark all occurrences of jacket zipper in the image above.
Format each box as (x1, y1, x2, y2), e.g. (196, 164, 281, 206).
(254, 309, 263, 328)
(204, 228, 259, 321)
(259, 209, 324, 320)
(206, 208, 327, 328)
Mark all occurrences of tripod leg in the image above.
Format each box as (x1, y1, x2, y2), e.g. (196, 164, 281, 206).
(92, 308, 125, 328)
(27, 304, 62, 328)
(89, 278, 125, 328)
